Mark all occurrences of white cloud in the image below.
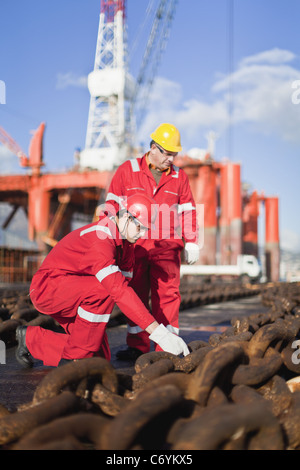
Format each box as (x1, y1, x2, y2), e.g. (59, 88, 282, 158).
(138, 47, 300, 149)
(0, 146, 20, 174)
(281, 229, 300, 253)
(145, 77, 182, 107)
(213, 53, 300, 141)
(239, 48, 296, 67)
(56, 72, 87, 89)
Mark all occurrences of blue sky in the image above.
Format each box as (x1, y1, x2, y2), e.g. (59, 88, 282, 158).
(1, 0, 300, 252)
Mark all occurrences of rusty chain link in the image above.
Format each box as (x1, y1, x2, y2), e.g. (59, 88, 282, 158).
(0, 282, 299, 449)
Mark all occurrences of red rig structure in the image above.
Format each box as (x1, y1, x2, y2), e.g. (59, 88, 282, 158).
(0, 0, 280, 282)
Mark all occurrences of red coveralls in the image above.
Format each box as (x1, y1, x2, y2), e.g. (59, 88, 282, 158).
(26, 214, 156, 366)
(106, 154, 198, 353)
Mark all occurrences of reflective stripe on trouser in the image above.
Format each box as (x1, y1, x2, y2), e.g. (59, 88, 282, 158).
(27, 274, 113, 366)
(127, 240, 182, 353)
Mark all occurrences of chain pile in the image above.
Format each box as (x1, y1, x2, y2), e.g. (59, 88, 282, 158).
(0, 282, 299, 450)
(179, 280, 261, 310)
(0, 282, 261, 339)
(0, 289, 63, 347)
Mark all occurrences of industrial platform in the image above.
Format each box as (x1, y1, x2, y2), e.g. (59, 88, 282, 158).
(0, 295, 269, 412)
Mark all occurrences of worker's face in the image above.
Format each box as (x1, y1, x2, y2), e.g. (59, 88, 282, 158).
(118, 214, 148, 243)
(149, 143, 178, 171)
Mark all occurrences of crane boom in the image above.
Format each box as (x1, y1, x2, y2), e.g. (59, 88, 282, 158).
(0, 123, 45, 171)
(130, 0, 178, 127)
(0, 126, 26, 160)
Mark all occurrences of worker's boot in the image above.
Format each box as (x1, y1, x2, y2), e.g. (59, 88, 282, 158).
(15, 326, 33, 368)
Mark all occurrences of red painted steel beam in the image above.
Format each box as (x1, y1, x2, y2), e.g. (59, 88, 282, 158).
(174, 156, 221, 264)
(194, 165, 218, 264)
(28, 178, 51, 247)
(242, 190, 260, 256)
(0, 170, 111, 249)
(265, 197, 279, 244)
(265, 196, 280, 282)
(0, 170, 110, 192)
(42, 170, 111, 191)
(0, 174, 30, 192)
(219, 162, 242, 264)
(0, 119, 110, 250)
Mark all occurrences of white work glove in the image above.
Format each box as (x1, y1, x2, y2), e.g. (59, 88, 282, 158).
(149, 324, 190, 356)
(184, 242, 200, 265)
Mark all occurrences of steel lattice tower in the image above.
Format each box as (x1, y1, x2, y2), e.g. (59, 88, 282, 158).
(80, 0, 135, 171)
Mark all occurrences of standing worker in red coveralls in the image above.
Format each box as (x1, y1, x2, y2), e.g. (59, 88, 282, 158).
(106, 123, 200, 361)
(15, 193, 190, 368)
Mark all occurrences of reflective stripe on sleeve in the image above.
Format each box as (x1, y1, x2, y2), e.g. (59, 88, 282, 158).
(121, 270, 133, 278)
(96, 265, 121, 282)
(129, 159, 140, 172)
(177, 202, 196, 214)
(105, 192, 125, 208)
(80, 225, 112, 237)
(78, 306, 110, 323)
(127, 325, 143, 334)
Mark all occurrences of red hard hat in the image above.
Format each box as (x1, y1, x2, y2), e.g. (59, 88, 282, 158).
(124, 193, 157, 229)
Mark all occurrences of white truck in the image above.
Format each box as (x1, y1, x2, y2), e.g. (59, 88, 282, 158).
(180, 254, 262, 283)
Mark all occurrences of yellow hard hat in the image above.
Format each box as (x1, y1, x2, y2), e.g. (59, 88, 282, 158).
(150, 123, 182, 153)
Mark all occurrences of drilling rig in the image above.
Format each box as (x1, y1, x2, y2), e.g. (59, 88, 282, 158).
(80, 0, 135, 171)
(80, 0, 178, 171)
(0, 0, 180, 280)
(0, 0, 280, 282)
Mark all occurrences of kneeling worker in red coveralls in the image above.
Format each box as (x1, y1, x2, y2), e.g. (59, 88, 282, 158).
(15, 193, 189, 368)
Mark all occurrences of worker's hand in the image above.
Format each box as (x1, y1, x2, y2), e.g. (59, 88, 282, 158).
(149, 324, 190, 356)
(184, 242, 200, 265)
